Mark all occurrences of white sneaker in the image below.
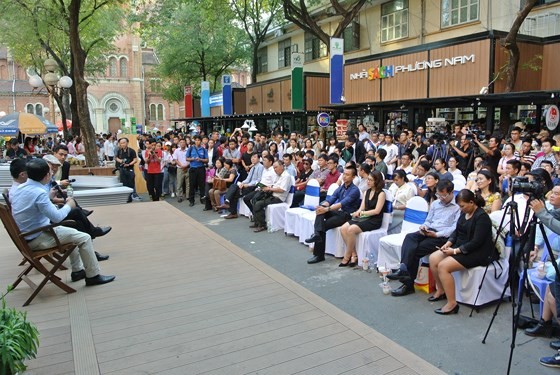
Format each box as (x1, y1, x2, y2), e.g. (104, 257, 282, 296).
(171, 193, 176, 198)
(131, 195, 142, 201)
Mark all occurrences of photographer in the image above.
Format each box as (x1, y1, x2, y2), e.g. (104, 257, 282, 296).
(449, 134, 474, 177)
(474, 134, 501, 173)
(115, 138, 140, 203)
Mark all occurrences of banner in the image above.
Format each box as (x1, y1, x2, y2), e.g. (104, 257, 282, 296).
(291, 53, 304, 110)
(222, 75, 232, 115)
(184, 86, 193, 118)
(201, 81, 210, 117)
(330, 38, 344, 104)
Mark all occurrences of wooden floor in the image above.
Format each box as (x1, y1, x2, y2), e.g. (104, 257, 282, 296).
(0, 202, 444, 375)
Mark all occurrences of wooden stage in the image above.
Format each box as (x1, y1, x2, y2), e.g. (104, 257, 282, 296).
(0, 202, 444, 375)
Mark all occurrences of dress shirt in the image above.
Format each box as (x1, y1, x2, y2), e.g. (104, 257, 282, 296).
(325, 182, 361, 214)
(323, 169, 341, 191)
(11, 179, 72, 240)
(242, 163, 264, 186)
(173, 148, 189, 167)
(259, 166, 278, 187)
(272, 171, 292, 201)
(423, 198, 461, 238)
(310, 166, 329, 182)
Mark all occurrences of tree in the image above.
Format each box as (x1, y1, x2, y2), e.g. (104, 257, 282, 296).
(282, 0, 367, 47)
(502, 0, 538, 92)
(135, 0, 249, 102)
(231, 0, 283, 82)
(0, 0, 125, 166)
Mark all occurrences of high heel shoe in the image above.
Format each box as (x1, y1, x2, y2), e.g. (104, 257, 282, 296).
(434, 304, 459, 315)
(428, 293, 447, 302)
(348, 256, 358, 267)
(339, 258, 350, 267)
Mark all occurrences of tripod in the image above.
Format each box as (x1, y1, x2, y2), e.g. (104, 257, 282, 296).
(481, 198, 560, 374)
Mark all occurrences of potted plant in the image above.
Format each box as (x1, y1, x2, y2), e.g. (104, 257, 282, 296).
(0, 286, 39, 375)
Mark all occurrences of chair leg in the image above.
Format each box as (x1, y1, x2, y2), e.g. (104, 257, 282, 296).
(44, 254, 68, 271)
(18, 257, 27, 266)
(23, 254, 76, 306)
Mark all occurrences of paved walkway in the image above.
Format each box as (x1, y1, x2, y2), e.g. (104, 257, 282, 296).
(0, 202, 444, 375)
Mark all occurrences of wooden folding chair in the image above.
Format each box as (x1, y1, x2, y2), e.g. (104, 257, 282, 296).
(0, 203, 76, 306)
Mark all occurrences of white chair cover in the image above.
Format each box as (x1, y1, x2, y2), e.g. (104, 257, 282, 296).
(238, 199, 252, 218)
(284, 179, 320, 236)
(376, 197, 429, 269)
(452, 178, 466, 192)
(453, 237, 512, 306)
(266, 176, 295, 232)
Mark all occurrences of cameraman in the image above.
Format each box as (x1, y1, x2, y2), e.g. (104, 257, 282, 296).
(115, 138, 140, 203)
(474, 134, 501, 173)
(449, 134, 474, 177)
(528, 185, 560, 367)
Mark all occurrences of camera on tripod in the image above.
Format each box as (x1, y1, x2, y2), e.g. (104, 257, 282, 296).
(511, 176, 545, 200)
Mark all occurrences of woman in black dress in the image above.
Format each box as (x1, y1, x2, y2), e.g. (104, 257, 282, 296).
(428, 189, 497, 315)
(339, 170, 386, 267)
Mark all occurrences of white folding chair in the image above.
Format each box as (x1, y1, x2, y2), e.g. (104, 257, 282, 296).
(266, 176, 295, 232)
(284, 179, 320, 237)
(453, 177, 466, 194)
(300, 183, 339, 248)
(376, 196, 429, 269)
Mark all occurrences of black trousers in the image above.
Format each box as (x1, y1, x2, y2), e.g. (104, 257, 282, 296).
(188, 167, 206, 203)
(312, 210, 351, 257)
(243, 189, 260, 212)
(228, 185, 256, 214)
(63, 207, 97, 237)
(146, 173, 163, 201)
(253, 196, 282, 227)
(400, 232, 448, 283)
(119, 168, 136, 196)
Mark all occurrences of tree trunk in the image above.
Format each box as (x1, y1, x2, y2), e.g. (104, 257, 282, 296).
(68, 0, 98, 166)
(502, 0, 538, 92)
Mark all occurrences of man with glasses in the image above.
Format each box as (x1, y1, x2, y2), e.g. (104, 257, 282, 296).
(510, 126, 523, 153)
(389, 179, 460, 296)
(321, 155, 341, 196)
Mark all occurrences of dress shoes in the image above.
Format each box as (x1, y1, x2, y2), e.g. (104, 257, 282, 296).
(95, 251, 109, 262)
(387, 269, 410, 281)
(71, 269, 86, 282)
(434, 304, 460, 315)
(307, 255, 325, 264)
(224, 213, 238, 219)
(249, 223, 259, 228)
(85, 274, 116, 286)
(93, 226, 112, 238)
(428, 293, 447, 302)
(305, 233, 323, 244)
(253, 227, 266, 233)
(83, 209, 94, 217)
(189, 201, 195, 207)
(525, 319, 553, 338)
(391, 283, 415, 297)
(550, 340, 560, 350)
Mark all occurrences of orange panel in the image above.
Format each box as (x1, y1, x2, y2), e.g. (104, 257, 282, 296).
(246, 86, 263, 114)
(344, 60, 382, 104)
(281, 80, 292, 111)
(429, 40, 490, 98)
(261, 82, 282, 113)
(541, 43, 560, 90)
(306, 76, 329, 111)
(494, 40, 543, 93)
(382, 52, 428, 101)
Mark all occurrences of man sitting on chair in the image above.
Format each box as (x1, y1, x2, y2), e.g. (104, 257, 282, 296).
(250, 161, 292, 233)
(389, 179, 460, 296)
(10, 159, 115, 286)
(305, 165, 361, 264)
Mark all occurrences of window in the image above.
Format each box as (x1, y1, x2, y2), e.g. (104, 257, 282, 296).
(149, 78, 162, 93)
(381, 0, 408, 43)
(35, 104, 43, 116)
(343, 20, 361, 52)
(108, 57, 117, 77)
(304, 33, 327, 62)
(149, 104, 164, 121)
(25, 103, 43, 115)
(119, 57, 127, 78)
(441, 0, 479, 28)
(26, 104, 34, 114)
(523, 0, 558, 6)
(278, 38, 291, 68)
(257, 47, 268, 74)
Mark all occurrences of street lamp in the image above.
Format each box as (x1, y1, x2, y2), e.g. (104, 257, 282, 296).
(28, 58, 73, 125)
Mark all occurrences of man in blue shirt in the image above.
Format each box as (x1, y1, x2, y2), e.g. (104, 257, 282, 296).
(305, 166, 361, 264)
(186, 135, 209, 207)
(389, 179, 460, 296)
(10, 159, 115, 286)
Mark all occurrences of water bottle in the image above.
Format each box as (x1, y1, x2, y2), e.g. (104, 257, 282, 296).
(362, 258, 369, 271)
(66, 184, 74, 198)
(267, 220, 272, 233)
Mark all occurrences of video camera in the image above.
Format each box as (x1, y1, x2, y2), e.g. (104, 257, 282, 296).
(466, 126, 485, 141)
(511, 176, 545, 200)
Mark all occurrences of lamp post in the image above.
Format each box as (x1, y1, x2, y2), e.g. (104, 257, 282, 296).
(29, 58, 73, 127)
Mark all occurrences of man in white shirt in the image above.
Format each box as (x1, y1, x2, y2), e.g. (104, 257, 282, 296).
(103, 135, 116, 161)
(250, 161, 292, 232)
(380, 133, 398, 176)
(173, 139, 190, 202)
(243, 154, 277, 213)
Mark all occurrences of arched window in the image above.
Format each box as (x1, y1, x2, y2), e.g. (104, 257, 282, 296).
(109, 57, 117, 77)
(35, 104, 43, 116)
(26, 104, 34, 113)
(119, 57, 127, 78)
(157, 104, 164, 121)
(149, 104, 156, 121)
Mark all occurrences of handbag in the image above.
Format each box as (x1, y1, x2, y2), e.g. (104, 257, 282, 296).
(213, 177, 227, 191)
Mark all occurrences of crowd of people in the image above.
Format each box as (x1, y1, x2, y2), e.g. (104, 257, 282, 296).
(4, 121, 560, 368)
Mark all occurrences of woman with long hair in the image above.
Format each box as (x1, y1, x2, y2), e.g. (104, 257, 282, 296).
(423, 172, 440, 205)
(428, 189, 497, 315)
(208, 158, 237, 211)
(475, 169, 501, 214)
(339, 170, 386, 267)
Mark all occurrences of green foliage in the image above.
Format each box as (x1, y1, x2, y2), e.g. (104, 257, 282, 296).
(0, 0, 125, 77)
(0, 286, 40, 375)
(134, 0, 249, 102)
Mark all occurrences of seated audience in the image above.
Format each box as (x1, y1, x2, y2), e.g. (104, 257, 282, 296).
(388, 169, 416, 234)
(475, 169, 502, 214)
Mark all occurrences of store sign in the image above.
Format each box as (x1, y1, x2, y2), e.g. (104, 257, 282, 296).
(546, 105, 559, 131)
(316, 112, 330, 127)
(349, 54, 475, 81)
